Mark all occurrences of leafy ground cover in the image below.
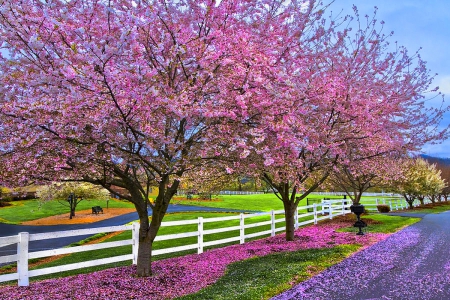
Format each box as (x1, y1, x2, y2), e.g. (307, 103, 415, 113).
(0, 221, 390, 299)
(0, 198, 134, 224)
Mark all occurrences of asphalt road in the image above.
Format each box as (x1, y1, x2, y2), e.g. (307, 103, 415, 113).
(272, 211, 450, 300)
(0, 205, 257, 257)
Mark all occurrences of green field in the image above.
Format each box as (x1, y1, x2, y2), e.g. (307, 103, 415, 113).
(0, 198, 134, 224)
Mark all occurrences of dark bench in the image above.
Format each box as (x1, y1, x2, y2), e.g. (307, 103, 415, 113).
(92, 206, 103, 214)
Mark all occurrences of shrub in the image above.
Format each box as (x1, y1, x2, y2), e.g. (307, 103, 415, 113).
(377, 204, 391, 213)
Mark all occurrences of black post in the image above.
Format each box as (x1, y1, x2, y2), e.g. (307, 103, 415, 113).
(68, 193, 75, 219)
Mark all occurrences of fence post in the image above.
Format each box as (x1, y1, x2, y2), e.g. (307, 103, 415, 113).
(395, 200, 398, 211)
(240, 213, 245, 244)
(341, 200, 345, 215)
(383, 199, 386, 205)
(198, 217, 204, 254)
(389, 200, 393, 211)
(132, 222, 140, 265)
(313, 203, 318, 225)
(271, 210, 276, 237)
(17, 232, 29, 287)
(294, 208, 299, 230)
(329, 202, 333, 219)
(375, 199, 379, 206)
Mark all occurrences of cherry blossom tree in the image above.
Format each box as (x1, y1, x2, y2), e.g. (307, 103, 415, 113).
(241, 6, 448, 240)
(0, 0, 276, 276)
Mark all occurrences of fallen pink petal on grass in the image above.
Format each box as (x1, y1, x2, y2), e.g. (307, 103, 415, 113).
(0, 223, 389, 300)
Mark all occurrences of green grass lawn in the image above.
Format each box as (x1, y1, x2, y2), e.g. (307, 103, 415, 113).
(0, 198, 134, 224)
(173, 193, 285, 211)
(172, 193, 405, 212)
(176, 193, 355, 211)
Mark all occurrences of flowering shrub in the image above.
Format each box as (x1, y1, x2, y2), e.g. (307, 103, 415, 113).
(377, 204, 391, 213)
(0, 223, 388, 300)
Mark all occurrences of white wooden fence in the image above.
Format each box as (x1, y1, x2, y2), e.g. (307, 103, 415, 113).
(362, 198, 431, 212)
(0, 198, 416, 286)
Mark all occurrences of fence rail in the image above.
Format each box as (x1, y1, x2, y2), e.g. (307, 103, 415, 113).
(0, 197, 426, 286)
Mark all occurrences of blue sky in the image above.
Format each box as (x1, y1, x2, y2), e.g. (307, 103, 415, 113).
(329, 0, 450, 158)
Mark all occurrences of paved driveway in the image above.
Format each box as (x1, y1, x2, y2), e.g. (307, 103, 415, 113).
(0, 205, 257, 257)
(272, 211, 450, 300)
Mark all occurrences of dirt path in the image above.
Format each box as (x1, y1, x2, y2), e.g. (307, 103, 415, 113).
(21, 207, 136, 225)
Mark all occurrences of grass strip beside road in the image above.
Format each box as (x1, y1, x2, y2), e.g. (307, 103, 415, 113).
(334, 213, 421, 234)
(177, 244, 360, 300)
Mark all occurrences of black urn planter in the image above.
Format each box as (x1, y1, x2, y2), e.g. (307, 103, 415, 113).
(350, 204, 367, 235)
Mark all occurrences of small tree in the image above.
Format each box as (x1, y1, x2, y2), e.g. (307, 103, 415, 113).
(36, 182, 110, 219)
(326, 154, 402, 205)
(327, 167, 383, 206)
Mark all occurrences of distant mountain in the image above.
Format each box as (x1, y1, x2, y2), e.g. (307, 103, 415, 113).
(420, 154, 450, 166)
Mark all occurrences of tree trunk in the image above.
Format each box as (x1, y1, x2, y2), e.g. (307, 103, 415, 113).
(133, 176, 180, 277)
(407, 200, 414, 209)
(418, 197, 425, 206)
(69, 208, 75, 219)
(283, 200, 296, 241)
(352, 192, 362, 205)
(132, 192, 152, 277)
(136, 215, 152, 276)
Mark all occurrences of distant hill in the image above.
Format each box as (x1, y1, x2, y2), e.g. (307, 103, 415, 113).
(420, 154, 450, 166)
